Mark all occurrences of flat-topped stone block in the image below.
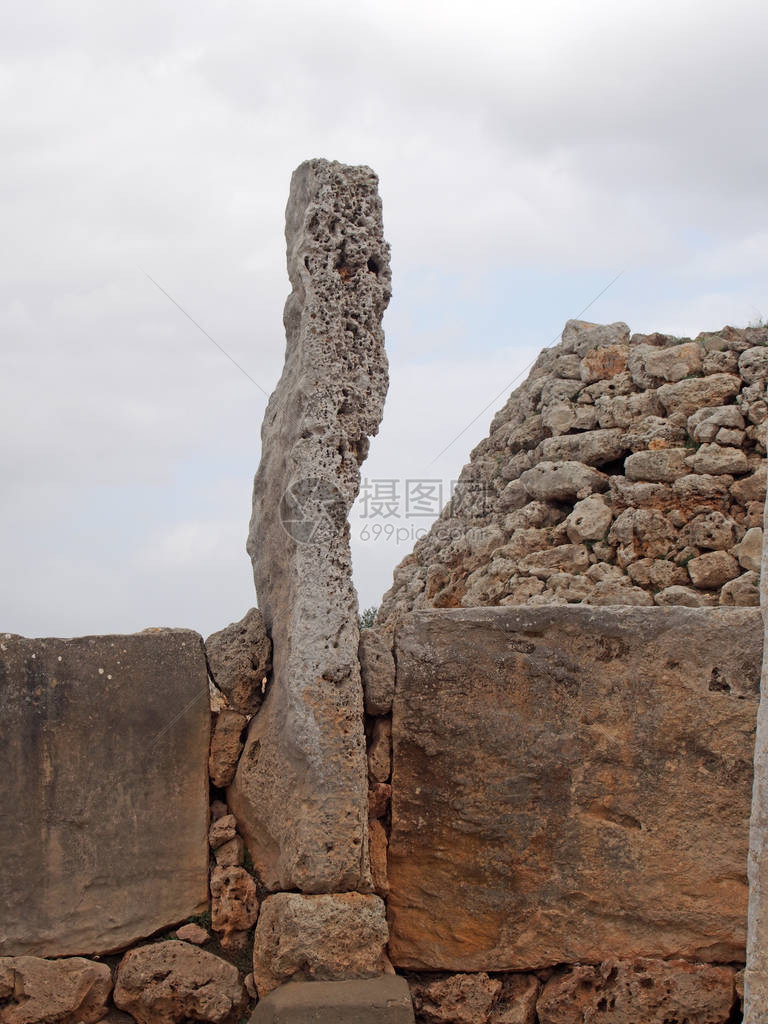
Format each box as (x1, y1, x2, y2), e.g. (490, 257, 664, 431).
(0, 629, 210, 956)
(250, 977, 414, 1024)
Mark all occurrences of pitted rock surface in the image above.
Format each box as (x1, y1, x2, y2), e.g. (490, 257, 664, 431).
(230, 159, 391, 893)
(378, 321, 767, 624)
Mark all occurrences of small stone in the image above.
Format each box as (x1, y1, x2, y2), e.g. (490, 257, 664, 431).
(681, 511, 737, 551)
(368, 782, 392, 820)
(655, 586, 714, 607)
(214, 836, 244, 868)
(520, 461, 608, 502)
(359, 630, 395, 716)
(114, 942, 247, 1024)
(739, 345, 768, 383)
(209, 710, 248, 789)
(408, 973, 502, 1024)
(628, 341, 703, 386)
(733, 527, 763, 572)
(368, 718, 392, 783)
(687, 550, 741, 589)
(369, 820, 389, 897)
(685, 443, 749, 476)
(715, 427, 745, 446)
(656, 374, 742, 416)
(732, 466, 767, 504)
(252, 893, 390, 996)
(585, 581, 654, 606)
(720, 571, 761, 607)
(244, 973, 258, 1001)
(561, 319, 630, 357)
(176, 923, 210, 945)
(209, 815, 237, 850)
(0, 956, 112, 1024)
(210, 865, 259, 939)
(538, 428, 629, 467)
(580, 343, 629, 382)
(205, 608, 272, 716)
(625, 448, 688, 483)
(564, 495, 613, 543)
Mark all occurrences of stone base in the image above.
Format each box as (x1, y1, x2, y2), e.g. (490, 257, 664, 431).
(250, 977, 414, 1023)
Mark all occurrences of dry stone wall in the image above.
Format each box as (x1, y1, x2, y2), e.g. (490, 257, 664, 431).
(379, 320, 767, 623)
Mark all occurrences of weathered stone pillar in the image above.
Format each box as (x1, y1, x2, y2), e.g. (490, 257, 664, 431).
(229, 159, 391, 893)
(745, 442, 768, 1022)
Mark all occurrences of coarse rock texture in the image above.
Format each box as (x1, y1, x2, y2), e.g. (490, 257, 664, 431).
(231, 159, 391, 894)
(0, 630, 210, 957)
(176, 922, 210, 945)
(388, 606, 761, 971)
(359, 628, 396, 715)
(536, 958, 737, 1024)
(208, 709, 248, 788)
(113, 942, 247, 1024)
(251, 892, 390, 996)
(0, 956, 112, 1024)
(405, 972, 539, 1024)
(210, 865, 260, 943)
(250, 977, 415, 1024)
(377, 321, 767, 624)
(205, 608, 271, 716)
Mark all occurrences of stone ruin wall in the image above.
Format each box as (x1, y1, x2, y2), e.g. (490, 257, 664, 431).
(3, 162, 768, 1024)
(379, 319, 768, 623)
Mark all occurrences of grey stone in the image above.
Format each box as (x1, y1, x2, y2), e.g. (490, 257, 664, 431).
(685, 443, 749, 476)
(0, 630, 209, 957)
(520, 460, 608, 501)
(628, 341, 703, 386)
(720, 572, 761, 607)
(560, 319, 630, 357)
(538, 428, 629, 467)
(655, 585, 714, 607)
(565, 496, 613, 542)
(359, 629, 395, 716)
(735, 528, 764, 572)
(249, 977, 415, 1024)
(739, 346, 768, 384)
(232, 160, 390, 893)
(624, 448, 689, 483)
(388, 606, 760, 971)
(688, 550, 741, 589)
(205, 608, 271, 716)
(656, 375, 742, 416)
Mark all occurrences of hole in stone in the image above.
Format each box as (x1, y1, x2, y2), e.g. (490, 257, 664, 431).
(367, 257, 379, 275)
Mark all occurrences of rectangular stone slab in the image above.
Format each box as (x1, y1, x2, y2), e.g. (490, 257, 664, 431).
(388, 606, 762, 971)
(249, 977, 415, 1024)
(0, 630, 210, 956)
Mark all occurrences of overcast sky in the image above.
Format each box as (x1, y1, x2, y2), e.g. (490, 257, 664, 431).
(2, 0, 767, 639)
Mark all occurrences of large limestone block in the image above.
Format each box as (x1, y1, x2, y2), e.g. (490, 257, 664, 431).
(0, 630, 210, 957)
(231, 160, 391, 893)
(388, 606, 761, 971)
(250, 977, 415, 1024)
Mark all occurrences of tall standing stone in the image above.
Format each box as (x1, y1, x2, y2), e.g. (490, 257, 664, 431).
(745, 444, 768, 1023)
(229, 160, 391, 893)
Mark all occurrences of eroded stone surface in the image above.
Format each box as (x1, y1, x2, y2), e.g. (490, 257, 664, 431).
(252, 893, 390, 996)
(388, 606, 761, 971)
(231, 159, 390, 893)
(205, 608, 271, 716)
(0, 956, 112, 1024)
(0, 631, 209, 957)
(114, 942, 246, 1024)
(537, 958, 736, 1024)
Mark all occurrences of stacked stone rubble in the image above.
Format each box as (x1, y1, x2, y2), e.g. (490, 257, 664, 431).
(379, 320, 768, 624)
